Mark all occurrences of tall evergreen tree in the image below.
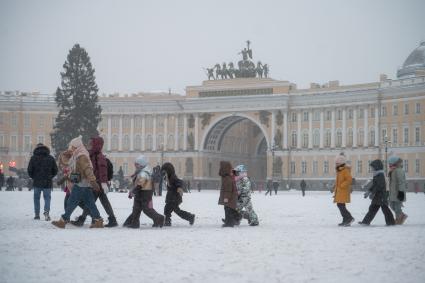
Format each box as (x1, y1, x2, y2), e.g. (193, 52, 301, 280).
(51, 44, 102, 155)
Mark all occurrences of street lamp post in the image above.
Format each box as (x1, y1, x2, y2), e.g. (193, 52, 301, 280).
(270, 142, 276, 179)
(383, 135, 391, 175)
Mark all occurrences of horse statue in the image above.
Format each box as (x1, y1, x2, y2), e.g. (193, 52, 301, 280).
(263, 64, 269, 78)
(214, 64, 222, 79)
(256, 61, 263, 78)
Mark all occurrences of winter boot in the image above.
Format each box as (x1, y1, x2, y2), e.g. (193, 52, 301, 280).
(189, 214, 195, 226)
(70, 216, 85, 227)
(358, 221, 370, 226)
(249, 222, 259, 226)
(51, 217, 67, 229)
(164, 217, 172, 227)
(123, 214, 133, 227)
(89, 218, 104, 228)
(34, 214, 40, 220)
(153, 215, 165, 228)
(342, 217, 355, 227)
(105, 216, 118, 228)
(43, 211, 51, 221)
(398, 213, 408, 225)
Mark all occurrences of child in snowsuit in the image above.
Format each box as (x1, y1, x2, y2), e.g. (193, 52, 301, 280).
(233, 164, 259, 226)
(161, 162, 195, 226)
(218, 161, 239, 227)
(123, 155, 164, 228)
(358, 159, 395, 226)
(333, 153, 354, 226)
(388, 156, 408, 225)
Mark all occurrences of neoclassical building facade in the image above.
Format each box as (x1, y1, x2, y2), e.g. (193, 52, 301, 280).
(1, 42, 425, 190)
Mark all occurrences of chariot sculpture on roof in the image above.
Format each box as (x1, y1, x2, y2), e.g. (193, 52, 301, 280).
(204, 40, 270, 80)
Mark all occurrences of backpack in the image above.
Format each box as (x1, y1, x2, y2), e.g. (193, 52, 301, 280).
(106, 158, 114, 181)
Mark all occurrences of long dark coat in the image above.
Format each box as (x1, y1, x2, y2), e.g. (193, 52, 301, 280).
(218, 161, 238, 210)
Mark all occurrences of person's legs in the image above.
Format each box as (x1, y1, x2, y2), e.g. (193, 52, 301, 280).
(98, 190, 116, 218)
(244, 199, 259, 225)
(173, 204, 193, 222)
(164, 202, 174, 226)
(42, 189, 51, 213)
(381, 204, 395, 225)
(33, 187, 42, 218)
(61, 186, 84, 221)
(140, 190, 164, 227)
(337, 203, 353, 224)
(80, 191, 99, 220)
(360, 204, 380, 224)
(81, 188, 101, 220)
(129, 191, 143, 228)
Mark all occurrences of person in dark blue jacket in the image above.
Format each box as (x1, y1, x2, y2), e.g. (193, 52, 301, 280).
(161, 162, 195, 226)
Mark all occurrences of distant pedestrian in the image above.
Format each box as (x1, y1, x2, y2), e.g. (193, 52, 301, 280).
(333, 153, 354, 226)
(273, 181, 279, 195)
(161, 162, 195, 226)
(0, 171, 4, 190)
(300, 179, 306, 197)
(6, 176, 14, 191)
(197, 181, 201, 192)
(388, 156, 408, 225)
(265, 180, 273, 196)
(27, 143, 58, 221)
(358, 159, 395, 226)
(218, 161, 238, 227)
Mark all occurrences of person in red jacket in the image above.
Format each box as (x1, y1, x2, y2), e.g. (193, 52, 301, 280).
(71, 136, 118, 227)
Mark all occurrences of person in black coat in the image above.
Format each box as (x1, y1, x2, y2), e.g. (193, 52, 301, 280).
(161, 162, 195, 226)
(358, 159, 395, 226)
(27, 143, 58, 220)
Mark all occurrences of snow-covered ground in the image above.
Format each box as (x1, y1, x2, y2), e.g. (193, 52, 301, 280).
(0, 190, 424, 283)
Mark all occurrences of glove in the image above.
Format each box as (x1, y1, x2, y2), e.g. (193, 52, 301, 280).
(224, 198, 228, 203)
(397, 191, 405, 201)
(363, 191, 370, 199)
(177, 187, 184, 197)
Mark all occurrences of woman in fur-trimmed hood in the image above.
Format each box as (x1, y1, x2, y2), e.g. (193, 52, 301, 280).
(333, 153, 354, 226)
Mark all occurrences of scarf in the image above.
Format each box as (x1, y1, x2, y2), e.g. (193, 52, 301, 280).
(373, 169, 385, 177)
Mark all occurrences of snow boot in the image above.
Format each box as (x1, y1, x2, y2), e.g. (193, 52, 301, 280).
(153, 215, 165, 228)
(51, 217, 67, 229)
(249, 221, 259, 226)
(89, 218, 104, 228)
(105, 216, 118, 228)
(164, 217, 171, 227)
(123, 214, 133, 227)
(189, 214, 195, 226)
(34, 214, 40, 220)
(70, 216, 85, 227)
(44, 211, 51, 221)
(358, 221, 370, 226)
(342, 217, 355, 227)
(397, 213, 408, 225)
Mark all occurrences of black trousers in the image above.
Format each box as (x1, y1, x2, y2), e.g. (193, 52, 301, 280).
(361, 203, 395, 225)
(80, 188, 116, 219)
(164, 201, 192, 222)
(337, 203, 353, 222)
(130, 190, 163, 227)
(224, 206, 238, 226)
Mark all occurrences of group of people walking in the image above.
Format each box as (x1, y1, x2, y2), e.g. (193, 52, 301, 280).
(332, 153, 408, 227)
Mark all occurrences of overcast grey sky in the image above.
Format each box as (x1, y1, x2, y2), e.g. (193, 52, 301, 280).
(1, 0, 424, 95)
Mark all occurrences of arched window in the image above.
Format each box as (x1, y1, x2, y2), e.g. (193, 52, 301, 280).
(313, 129, 320, 147)
(157, 134, 164, 149)
(123, 135, 130, 150)
(336, 129, 342, 147)
(134, 135, 142, 151)
(325, 130, 331, 147)
(111, 135, 118, 150)
(167, 134, 174, 149)
(146, 135, 153, 150)
(302, 131, 309, 148)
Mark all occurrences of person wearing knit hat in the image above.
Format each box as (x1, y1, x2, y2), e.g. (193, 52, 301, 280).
(52, 136, 104, 229)
(333, 153, 354, 226)
(123, 155, 165, 228)
(388, 156, 408, 224)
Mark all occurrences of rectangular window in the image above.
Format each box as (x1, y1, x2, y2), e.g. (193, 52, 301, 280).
(404, 128, 409, 144)
(326, 111, 332, 121)
(10, 135, 17, 151)
(123, 162, 128, 176)
(404, 160, 408, 173)
(348, 109, 353, 119)
(291, 112, 297, 122)
(301, 161, 307, 174)
(37, 135, 45, 144)
(357, 160, 362, 174)
(24, 135, 31, 152)
(392, 128, 398, 144)
(415, 127, 420, 144)
(24, 114, 30, 128)
(313, 161, 318, 174)
(11, 113, 18, 127)
(382, 129, 387, 142)
(393, 105, 398, 116)
(290, 161, 296, 174)
(313, 111, 320, 121)
(337, 110, 342, 120)
(0, 113, 3, 125)
(370, 107, 375, 118)
(0, 135, 4, 147)
(368, 161, 372, 173)
(416, 103, 421, 114)
(404, 104, 409, 115)
(303, 112, 309, 122)
(359, 109, 364, 119)
(38, 115, 45, 128)
(415, 159, 420, 174)
(324, 161, 329, 174)
(381, 106, 387, 117)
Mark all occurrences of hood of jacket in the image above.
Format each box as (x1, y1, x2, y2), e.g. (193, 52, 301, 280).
(370, 159, 384, 171)
(89, 136, 104, 154)
(33, 145, 50, 156)
(219, 161, 232, 177)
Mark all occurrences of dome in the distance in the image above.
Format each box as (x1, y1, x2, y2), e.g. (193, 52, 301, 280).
(397, 41, 425, 79)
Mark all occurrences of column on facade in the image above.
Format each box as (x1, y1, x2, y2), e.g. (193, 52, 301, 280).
(283, 111, 288, 149)
(174, 115, 179, 151)
(308, 110, 313, 148)
(374, 106, 379, 146)
(319, 111, 324, 148)
(297, 112, 301, 149)
(164, 115, 168, 151)
(364, 108, 368, 147)
(342, 108, 347, 148)
(194, 113, 199, 151)
(107, 115, 112, 151)
(153, 115, 157, 151)
(331, 110, 336, 148)
(141, 115, 146, 151)
(130, 115, 134, 151)
(118, 115, 123, 151)
(271, 111, 276, 146)
(183, 114, 188, 150)
(353, 108, 357, 147)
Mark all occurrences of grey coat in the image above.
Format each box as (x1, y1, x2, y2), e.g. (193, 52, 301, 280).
(388, 167, 407, 202)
